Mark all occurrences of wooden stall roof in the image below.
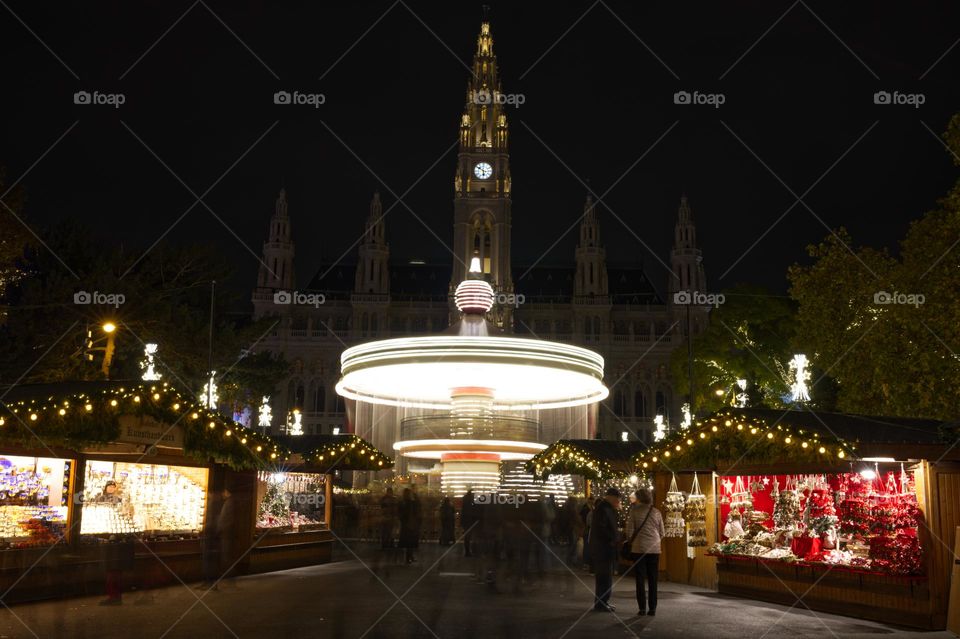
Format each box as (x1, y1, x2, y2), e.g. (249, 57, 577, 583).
(273, 434, 393, 472)
(634, 408, 959, 474)
(0, 380, 288, 469)
(528, 439, 648, 480)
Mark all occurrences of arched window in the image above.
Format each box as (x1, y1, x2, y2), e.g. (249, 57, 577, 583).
(613, 390, 626, 416)
(314, 385, 326, 412)
(295, 384, 305, 409)
(655, 390, 666, 418)
(634, 390, 647, 419)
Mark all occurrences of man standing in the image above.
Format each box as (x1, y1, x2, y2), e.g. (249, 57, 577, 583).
(587, 488, 622, 612)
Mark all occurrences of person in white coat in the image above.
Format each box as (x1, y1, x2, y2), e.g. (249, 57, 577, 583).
(625, 487, 665, 616)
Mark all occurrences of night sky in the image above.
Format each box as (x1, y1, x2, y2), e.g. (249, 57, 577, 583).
(3, 1, 959, 301)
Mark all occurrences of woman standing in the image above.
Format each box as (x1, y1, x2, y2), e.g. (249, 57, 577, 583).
(625, 487, 665, 616)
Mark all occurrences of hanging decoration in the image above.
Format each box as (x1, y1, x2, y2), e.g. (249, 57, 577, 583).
(288, 409, 304, 436)
(199, 371, 219, 410)
(735, 379, 748, 408)
(258, 396, 273, 432)
(139, 343, 162, 381)
(788, 354, 811, 403)
(685, 472, 707, 547)
(653, 414, 667, 442)
(680, 403, 692, 430)
(662, 473, 686, 538)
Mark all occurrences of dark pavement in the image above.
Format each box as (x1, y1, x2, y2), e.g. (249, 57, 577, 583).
(0, 542, 952, 639)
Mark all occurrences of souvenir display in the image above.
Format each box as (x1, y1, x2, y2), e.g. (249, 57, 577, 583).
(256, 472, 325, 532)
(80, 461, 207, 537)
(0, 456, 71, 548)
(709, 469, 924, 576)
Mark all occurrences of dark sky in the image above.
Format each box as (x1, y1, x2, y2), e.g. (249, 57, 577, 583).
(2, 1, 959, 302)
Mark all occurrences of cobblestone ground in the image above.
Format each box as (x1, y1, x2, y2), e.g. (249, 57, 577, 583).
(0, 542, 952, 639)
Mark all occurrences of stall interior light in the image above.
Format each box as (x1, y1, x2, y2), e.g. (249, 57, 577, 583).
(862, 457, 896, 463)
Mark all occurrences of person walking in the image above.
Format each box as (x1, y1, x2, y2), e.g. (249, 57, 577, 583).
(587, 488, 621, 612)
(398, 488, 422, 564)
(625, 487, 665, 616)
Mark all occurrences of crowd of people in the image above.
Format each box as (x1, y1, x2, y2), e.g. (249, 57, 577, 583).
(370, 485, 665, 615)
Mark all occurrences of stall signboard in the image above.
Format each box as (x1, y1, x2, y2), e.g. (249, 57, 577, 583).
(116, 414, 184, 449)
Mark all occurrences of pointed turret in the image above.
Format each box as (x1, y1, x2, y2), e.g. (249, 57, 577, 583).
(355, 191, 390, 295)
(669, 195, 706, 296)
(574, 195, 608, 297)
(256, 188, 295, 292)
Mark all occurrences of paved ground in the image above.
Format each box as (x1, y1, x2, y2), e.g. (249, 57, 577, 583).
(0, 542, 953, 639)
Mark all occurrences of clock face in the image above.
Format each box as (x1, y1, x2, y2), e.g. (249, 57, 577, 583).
(473, 162, 493, 180)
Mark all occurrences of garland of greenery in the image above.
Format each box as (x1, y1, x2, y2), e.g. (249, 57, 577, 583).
(0, 382, 290, 470)
(300, 435, 393, 472)
(527, 441, 622, 481)
(633, 411, 856, 471)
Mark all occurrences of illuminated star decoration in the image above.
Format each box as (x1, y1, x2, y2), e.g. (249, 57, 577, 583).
(788, 354, 811, 403)
(258, 396, 273, 430)
(288, 409, 303, 436)
(140, 343, 162, 381)
(680, 403, 692, 430)
(722, 478, 734, 494)
(653, 414, 667, 442)
(200, 371, 219, 410)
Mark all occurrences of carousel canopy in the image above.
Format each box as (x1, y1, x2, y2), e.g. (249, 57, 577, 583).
(0, 381, 288, 469)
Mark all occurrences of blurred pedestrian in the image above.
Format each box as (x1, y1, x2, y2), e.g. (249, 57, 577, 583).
(461, 489, 478, 557)
(97, 481, 132, 605)
(625, 487, 665, 616)
(216, 486, 237, 588)
(398, 488, 422, 564)
(379, 488, 398, 550)
(439, 497, 455, 545)
(587, 488, 621, 612)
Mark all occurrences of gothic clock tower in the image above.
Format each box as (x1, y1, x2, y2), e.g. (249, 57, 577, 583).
(451, 18, 513, 314)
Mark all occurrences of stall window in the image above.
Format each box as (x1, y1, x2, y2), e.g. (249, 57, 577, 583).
(256, 472, 327, 531)
(80, 461, 208, 538)
(0, 455, 72, 547)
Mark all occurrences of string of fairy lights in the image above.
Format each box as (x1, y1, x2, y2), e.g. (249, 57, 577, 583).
(529, 442, 620, 481)
(301, 435, 392, 471)
(529, 411, 859, 480)
(0, 382, 287, 467)
(633, 411, 857, 470)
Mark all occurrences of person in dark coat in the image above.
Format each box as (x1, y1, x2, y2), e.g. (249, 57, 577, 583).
(461, 489, 478, 556)
(398, 488, 422, 564)
(587, 488, 622, 612)
(216, 487, 237, 587)
(439, 498, 456, 545)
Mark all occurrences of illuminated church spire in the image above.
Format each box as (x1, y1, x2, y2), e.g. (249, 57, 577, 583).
(452, 12, 513, 313)
(256, 188, 295, 291)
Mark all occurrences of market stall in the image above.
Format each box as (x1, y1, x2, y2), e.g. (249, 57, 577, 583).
(634, 408, 960, 630)
(0, 380, 286, 601)
(244, 434, 392, 573)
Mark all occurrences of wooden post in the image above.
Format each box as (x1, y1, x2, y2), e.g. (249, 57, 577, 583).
(67, 456, 86, 547)
(324, 473, 333, 527)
